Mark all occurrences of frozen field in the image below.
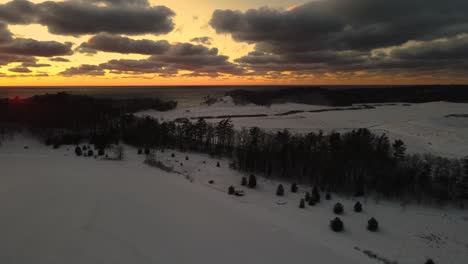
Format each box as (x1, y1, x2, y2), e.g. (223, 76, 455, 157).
(1, 136, 467, 263)
(138, 99, 468, 158)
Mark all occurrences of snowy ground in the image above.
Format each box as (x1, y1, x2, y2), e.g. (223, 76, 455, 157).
(1, 135, 467, 264)
(138, 99, 468, 158)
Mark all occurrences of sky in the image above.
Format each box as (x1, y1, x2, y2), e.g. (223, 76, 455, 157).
(0, 0, 468, 86)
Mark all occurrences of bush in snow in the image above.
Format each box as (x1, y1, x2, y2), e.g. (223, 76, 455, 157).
(98, 148, 105, 156)
(88, 149, 94, 157)
(291, 183, 298, 193)
(53, 143, 60, 149)
(330, 217, 344, 232)
(185, 156, 189, 161)
(334, 203, 344, 214)
(305, 192, 311, 202)
(217, 162, 220, 167)
(228, 186, 235, 195)
(312, 186, 321, 203)
(354, 201, 363, 212)
(367, 217, 379, 232)
(171, 153, 175, 158)
(308, 197, 317, 206)
(241, 177, 247, 186)
(248, 174, 257, 188)
(75, 146, 82, 156)
(325, 193, 331, 200)
(425, 259, 435, 264)
(299, 198, 305, 208)
(144, 148, 150, 155)
(137, 149, 142, 155)
(276, 184, 285, 196)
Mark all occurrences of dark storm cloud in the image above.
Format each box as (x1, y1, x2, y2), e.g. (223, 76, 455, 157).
(61, 42, 245, 76)
(0, 22, 13, 43)
(0, 38, 73, 57)
(0, 54, 35, 66)
(210, 0, 468, 53)
(79, 33, 171, 55)
(49, 57, 70, 62)
(210, 0, 468, 76)
(190, 37, 212, 45)
(0, 0, 175, 35)
(60, 64, 105, 76)
(8, 66, 31, 73)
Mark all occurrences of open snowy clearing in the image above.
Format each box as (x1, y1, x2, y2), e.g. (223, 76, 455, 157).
(138, 100, 468, 158)
(1, 136, 467, 264)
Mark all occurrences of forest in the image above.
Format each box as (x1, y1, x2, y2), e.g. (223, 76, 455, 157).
(1, 93, 467, 206)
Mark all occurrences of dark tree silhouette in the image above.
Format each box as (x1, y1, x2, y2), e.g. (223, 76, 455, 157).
(276, 184, 285, 196)
(305, 192, 311, 202)
(425, 259, 435, 264)
(354, 201, 363, 212)
(325, 193, 332, 200)
(241, 177, 247, 186)
(330, 217, 344, 232)
(228, 186, 235, 195)
(334, 203, 344, 214)
(299, 198, 305, 208)
(75, 146, 82, 156)
(248, 174, 257, 189)
(291, 183, 298, 193)
(367, 217, 379, 232)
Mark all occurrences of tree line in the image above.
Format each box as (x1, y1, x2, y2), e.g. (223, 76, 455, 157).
(1, 93, 467, 206)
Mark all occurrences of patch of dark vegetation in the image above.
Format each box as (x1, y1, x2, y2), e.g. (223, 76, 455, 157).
(227, 85, 468, 106)
(354, 247, 398, 264)
(445, 114, 468, 118)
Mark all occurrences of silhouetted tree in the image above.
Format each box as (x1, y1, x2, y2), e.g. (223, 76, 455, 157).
(354, 201, 362, 212)
(325, 193, 332, 200)
(276, 184, 284, 196)
(367, 217, 379, 232)
(291, 183, 298, 193)
(334, 203, 344, 214)
(241, 177, 247, 186)
(299, 198, 305, 208)
(75, 146, 82, 156)
(425, 259, 435, 264)
(228, 186, 235, 195)
(305, 192, 311, 202)
(248, 174, 257, 188)
(330, 217, 344, 232)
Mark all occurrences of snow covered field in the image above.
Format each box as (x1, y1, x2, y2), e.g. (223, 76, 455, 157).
(1, 136, 467, 264)
(138, 99, 468, 158)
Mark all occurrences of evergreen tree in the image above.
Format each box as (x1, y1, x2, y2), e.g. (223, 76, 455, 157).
(354, 201, 363, 212)
(299, 198, 305, 208)
(228, 186, 235, 195)
(241, 177, 247, 186)
(305, 192, 311, 202)
(425, 259, 435, 264)
(248, 174, 257, 188)
(75, 146, 82, 156)
(276, 184, 285, 196)
(393, 139, 406, 160)
(330, 217, 344, 232)
(325, 193, 332, 200)
(144, 148, 150, 155)
(98, 148, 105, 156)
(333, 203, 344, 214)
(291, 183, 298, 193)
(312, 186, 321, 203)
(308, 197, 316, 206)
(367, 217, 379, 232)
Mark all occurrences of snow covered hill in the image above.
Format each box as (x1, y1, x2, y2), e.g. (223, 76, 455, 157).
(1, 136, 467, 263)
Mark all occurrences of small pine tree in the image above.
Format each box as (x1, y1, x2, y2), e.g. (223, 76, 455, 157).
(305, 192, 311, 202)
(276, 184, 284, 196)
(75, 146, 82, 156)
(308, 197, 316, 206)
(241, 177, 248, 186)
(325, 193, 331, 200)
(291, 183, 298, 193)
(330, 217, 344, 232)
(185, 156, 189, 161)
(144, 148, 150, 155)
(98, 148, 105, 156)
(87, 149, 94, 157)
(228, 186, 235, 195)
(299, 198, 305, 208)
(171, 153, 175, 158)
(312, 186, 321, 203)
(425, 259, 435, 264)
(217, 162, 221, 167)
(333, 203, 344, 215)
(137, 149, 142, 155)
(248, 174, 257, 188)
(354, 201, 363, 212)
(367, 217, 379, 232)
